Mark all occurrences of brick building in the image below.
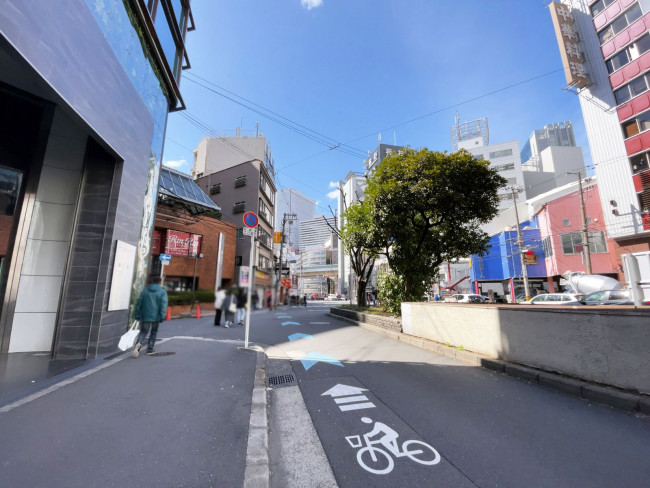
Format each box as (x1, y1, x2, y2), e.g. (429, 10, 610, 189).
(151, 167, 237, 292)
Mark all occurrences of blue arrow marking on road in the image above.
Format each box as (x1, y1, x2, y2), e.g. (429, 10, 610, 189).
(300, 352, 344, 371)
(281, 321, 300, 326)
(288, 333, 315, 341)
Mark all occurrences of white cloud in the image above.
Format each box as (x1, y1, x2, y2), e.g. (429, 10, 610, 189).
(164, 159, 187, 169)
(327, 189, 339, 200)
(328, 181, 338, 188)
(301, 0, 323, 10)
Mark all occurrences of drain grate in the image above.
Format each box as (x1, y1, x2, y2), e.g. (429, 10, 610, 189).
(267, 373, 296, 387)
(149, 352, 176, 357)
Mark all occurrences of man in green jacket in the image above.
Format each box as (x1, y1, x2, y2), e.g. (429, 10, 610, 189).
(133, 276, 168, 357)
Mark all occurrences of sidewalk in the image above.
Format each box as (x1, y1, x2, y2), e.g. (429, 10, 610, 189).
(0, 335, 261, 487)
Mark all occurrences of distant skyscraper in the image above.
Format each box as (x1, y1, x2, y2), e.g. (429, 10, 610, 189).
(275, 188, 316, 248)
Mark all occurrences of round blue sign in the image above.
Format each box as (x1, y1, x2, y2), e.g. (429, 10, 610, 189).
(243, 212, 259, 228)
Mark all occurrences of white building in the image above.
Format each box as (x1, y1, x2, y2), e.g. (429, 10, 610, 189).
(464, 140, 526, 212)
(520, 122, 587, 199)
(274, 188, 315, 248)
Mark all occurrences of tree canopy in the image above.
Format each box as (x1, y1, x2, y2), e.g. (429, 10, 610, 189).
(364, 148, 507, 300)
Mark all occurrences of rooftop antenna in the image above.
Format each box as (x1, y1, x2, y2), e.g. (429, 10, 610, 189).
(378, 132, 382, 143)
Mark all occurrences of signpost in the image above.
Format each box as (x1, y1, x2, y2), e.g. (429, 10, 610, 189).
(242, 212, 258, 348)
(159, 253, 171, 283)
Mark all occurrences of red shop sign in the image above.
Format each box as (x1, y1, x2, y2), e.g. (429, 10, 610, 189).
(165, 230, 192, 256)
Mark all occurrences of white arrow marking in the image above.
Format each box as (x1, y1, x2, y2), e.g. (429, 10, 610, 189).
(339, 402, 376, 411)
(335, 395, 368, 404)
(321, 384, 368, 398)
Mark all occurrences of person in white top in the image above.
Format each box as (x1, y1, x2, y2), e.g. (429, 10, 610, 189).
(214, 288, 226, 326)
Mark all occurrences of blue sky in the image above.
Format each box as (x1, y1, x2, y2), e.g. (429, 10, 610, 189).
(163, 0, 589, 214)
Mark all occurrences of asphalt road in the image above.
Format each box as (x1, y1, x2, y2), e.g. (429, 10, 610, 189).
(255, 302, 650, 488)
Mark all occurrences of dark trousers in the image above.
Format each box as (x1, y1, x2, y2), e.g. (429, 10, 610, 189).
(214, 308, 222, 325)
(137, 321, 159, 351)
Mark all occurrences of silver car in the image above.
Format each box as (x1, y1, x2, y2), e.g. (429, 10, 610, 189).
(527, 293, 584, 305)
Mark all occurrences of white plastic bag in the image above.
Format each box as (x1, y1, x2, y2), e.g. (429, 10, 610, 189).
(118, 320, 140, 351)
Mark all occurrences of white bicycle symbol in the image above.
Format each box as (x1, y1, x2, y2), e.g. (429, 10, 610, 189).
(345, 417, 441, 475)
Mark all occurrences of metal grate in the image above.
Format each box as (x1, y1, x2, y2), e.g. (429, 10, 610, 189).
(267, 373, 296, 387)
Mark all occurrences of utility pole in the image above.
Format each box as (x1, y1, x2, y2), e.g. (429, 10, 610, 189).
(275, 212, 297, 307)
(511, 187, 531, 301)
(568, 171, 592, 274)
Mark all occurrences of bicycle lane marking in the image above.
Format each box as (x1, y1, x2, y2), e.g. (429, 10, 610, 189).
(298, 376, 475, 488)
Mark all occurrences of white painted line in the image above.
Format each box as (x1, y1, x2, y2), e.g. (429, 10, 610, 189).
(309, 322, 330, 325)
(334, 395, 368, 404)
(339, 402, 376, 411)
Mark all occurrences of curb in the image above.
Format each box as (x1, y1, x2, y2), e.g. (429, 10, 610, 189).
(244, 348, 269, 488)
(327, 313, 649, 415)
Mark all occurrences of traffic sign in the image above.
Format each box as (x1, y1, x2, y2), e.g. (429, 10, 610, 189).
(242, 227, 256, 237)
(243, 212, 259, 228)
(159, 254, 171, 265)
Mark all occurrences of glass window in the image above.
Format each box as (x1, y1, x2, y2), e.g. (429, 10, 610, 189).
(489, 149, 513, 158)
(638, 111, 650, 132)
(587, 231, 608, 253)
(615, 86, 631, 105)
(236, 228, 244, 240)
(623, 119, 640, 138)
(599, 4, 642, 44)
(633, 35, 650, 59)
(591, 0, 616, 17)
(630, 152, 650, 174)
(235, 256, 242, 267)
(607, 50, 630, 74)
(610, 290, 630, 300)
(629, 76, 648, 97)
(153, 6, 178, 74)
(0, 167, 22, 216)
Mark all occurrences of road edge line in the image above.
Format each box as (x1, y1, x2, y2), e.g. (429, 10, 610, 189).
(244, 347, 270, 488)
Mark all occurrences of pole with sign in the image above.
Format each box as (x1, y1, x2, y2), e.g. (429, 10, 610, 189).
(159, 254, 171, 284)
(242, 212, 258, 348)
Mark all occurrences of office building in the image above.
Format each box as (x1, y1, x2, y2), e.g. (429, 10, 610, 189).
(550, 0, 650, 254)
(0, 0, 194, 358)
(274, 188, 316, 249)
(193, 133, 277, 303)
(520, 122, 587, 199)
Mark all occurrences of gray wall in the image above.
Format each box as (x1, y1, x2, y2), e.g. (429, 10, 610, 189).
(402, 302, 650, 393)
(1, 0, 158, 357)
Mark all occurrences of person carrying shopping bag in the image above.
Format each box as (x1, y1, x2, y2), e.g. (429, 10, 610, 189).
(222, 287, 237, 327)
(214, 287, 226, 326)
(133, 276, 168, 357)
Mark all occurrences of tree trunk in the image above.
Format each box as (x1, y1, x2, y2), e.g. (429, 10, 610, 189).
(357, 278, 368, 307)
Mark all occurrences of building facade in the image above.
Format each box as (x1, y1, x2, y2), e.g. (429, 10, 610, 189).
(551, 0, 650, 252)
(0, 0, 193, 358)
(274, 188, 316, 249)
(193, 134, 277, 304)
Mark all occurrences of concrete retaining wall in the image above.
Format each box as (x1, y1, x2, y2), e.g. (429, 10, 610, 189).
(401, 302, 650, 394)
(329, 308, 401, 334)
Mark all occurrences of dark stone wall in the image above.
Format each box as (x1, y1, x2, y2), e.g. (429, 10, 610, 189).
(329, 308, 402, 333)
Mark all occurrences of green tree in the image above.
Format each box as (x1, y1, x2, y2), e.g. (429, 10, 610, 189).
(338, 200, 383, 307)
(365, 148, 506, 303)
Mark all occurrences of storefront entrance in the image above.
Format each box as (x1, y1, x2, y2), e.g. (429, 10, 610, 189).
(0, 84, 53, 353)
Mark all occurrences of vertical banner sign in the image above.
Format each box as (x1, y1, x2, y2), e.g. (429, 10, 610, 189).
(190, 234, 202, 256)
(274, 232, 282, 244)
(549, 2, 589, 89)
(240, 266, 250, 285)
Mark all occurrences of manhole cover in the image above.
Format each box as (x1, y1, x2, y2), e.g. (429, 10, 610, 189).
(267, 373, 296, 387)
(149, 352, 176, 357)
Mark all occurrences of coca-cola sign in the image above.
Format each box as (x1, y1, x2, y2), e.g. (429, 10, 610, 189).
(165, 230, 202, 257)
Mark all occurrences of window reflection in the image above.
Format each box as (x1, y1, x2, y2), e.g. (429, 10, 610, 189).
(0, 167, 22, 216)
(153, 7, 178, 75)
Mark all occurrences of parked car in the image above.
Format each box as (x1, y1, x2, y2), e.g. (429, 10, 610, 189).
(311, 293, 325, 300)
(452, 294, 488, 303)
(527, 293, 584, 305)
(327, 294, 338, 301)
(579, 289, 648, 305)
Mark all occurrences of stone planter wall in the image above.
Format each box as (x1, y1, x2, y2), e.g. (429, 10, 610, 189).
(329, 308, 402, 333)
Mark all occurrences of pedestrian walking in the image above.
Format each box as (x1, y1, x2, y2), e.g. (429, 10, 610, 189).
(222, 287, 236, 327)
(214, 287, 226, 326)
(266, 291, 272, 310)
(252, 291, 259, 311)
(236, 287, 247, 326)
(133, 276, 168, 357)
(303, 294, 307, 306)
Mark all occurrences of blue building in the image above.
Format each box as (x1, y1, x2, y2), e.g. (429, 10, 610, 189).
(0, 0, 194, 359)
(470, 219, 548, 301)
